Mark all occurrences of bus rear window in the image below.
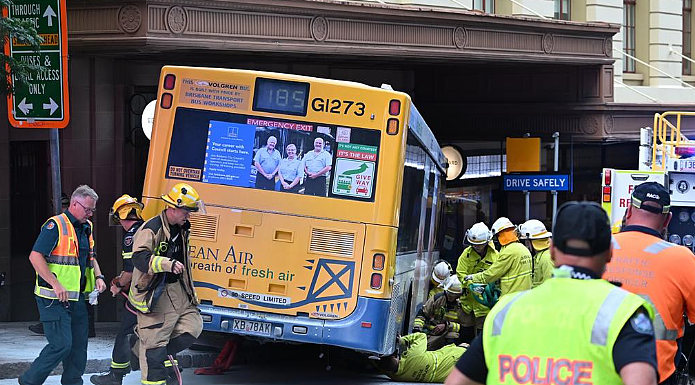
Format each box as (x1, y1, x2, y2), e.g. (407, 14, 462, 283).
(165, 108, 380, 201)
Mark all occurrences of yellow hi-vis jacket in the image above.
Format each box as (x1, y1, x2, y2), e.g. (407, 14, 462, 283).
(35, 213, 96, 301)
(482, 270, 653, 384)
(387, 332, 466, 383)
(469, 242, 532, 296)
(531, 248, 554, 288)
(456, 243, 498, 317)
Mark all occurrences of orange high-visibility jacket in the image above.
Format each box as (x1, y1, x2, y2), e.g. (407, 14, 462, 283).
(604, 229, 695, 380)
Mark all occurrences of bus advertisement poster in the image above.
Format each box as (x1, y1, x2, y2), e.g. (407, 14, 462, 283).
(202, 120, 255, 187)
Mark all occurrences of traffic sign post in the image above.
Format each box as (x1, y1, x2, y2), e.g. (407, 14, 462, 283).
(4, 0, 69, 128)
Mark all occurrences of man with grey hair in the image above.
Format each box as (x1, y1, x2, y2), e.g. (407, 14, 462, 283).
(254, 135, 281, 191)
(20, 184, 107, 385)
(303, 137, 332, 196)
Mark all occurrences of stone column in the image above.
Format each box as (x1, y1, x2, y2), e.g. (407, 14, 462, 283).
(648, 0, 684, 86)
(585, 0, 624, 78)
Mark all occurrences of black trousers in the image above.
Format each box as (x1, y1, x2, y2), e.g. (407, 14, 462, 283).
(111, 302, 138, 372)
(304, 176, 327, 196)
(255, 175, 275, 190)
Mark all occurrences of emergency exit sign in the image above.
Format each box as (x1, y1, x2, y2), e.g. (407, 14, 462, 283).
(4, 0, 69, 128)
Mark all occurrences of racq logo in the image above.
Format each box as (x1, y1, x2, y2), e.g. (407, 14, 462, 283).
(646, 193, 660, 199)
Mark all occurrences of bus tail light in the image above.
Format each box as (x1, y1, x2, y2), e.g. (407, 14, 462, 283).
(163, 74, 176, 90)
(372, 253, 385, 271)
(389, 99, 400, 116)
(361, 322, 372, 328)
(603, 186, 611, 203)
(604, 169, 611, 186)
(370, 273, 382, 289)
(160, 93, 173, 109)
(387, 118, 399, 135)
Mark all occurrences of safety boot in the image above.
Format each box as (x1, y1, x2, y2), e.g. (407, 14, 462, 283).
(89, 369, 128, 385)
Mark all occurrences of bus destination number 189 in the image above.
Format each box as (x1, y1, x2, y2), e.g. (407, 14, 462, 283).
(311, 98, 365, 116)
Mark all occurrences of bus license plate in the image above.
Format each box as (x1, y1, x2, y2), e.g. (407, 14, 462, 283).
(232, 319, 272, 335)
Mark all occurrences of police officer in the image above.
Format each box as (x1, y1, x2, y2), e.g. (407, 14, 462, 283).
(463, 217, 532, 297)
(413, 276, 466, 351)
(445, 202, 658, 385)
(91, 195, 145, 385)
(518, 219, 554, 288)
(456, 222, 498, 339)
(20, 185, 107, 385)
(129, 183, 204, 385)
(378, 332, 467, 383)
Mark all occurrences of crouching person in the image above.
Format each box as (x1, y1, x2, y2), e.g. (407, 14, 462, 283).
(128, 183, 205, 385)
(378, 332, 467, 383)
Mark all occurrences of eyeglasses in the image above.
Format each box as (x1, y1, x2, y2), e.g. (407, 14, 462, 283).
(76, 200, 97, 214)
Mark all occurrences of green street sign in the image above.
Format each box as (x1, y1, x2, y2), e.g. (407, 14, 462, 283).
(4, 0, 69, 128)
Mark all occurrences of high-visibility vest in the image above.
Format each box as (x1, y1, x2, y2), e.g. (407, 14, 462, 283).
(34, 213, 95, 301)
(483, 271, 653, 385)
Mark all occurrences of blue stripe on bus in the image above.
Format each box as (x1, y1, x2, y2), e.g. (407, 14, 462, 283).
(198, 296, 393, 354)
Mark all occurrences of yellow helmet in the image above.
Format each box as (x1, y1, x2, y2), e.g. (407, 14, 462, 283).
(161, 183, 201, 212)
(110, 194, 144, 224)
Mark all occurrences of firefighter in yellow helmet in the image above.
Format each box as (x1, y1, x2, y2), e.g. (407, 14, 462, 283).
(128, 183, 204, 385)
(518, 219, 555, 288)
(413, 276, 467, 351)
(91, 195, 144, 385)
(463, 217, 532, 297)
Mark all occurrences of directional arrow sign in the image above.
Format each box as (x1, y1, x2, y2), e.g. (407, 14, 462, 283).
(4, 0, 70, 128)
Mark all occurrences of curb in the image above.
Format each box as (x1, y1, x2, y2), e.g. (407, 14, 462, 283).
(0, 352, 216, 380)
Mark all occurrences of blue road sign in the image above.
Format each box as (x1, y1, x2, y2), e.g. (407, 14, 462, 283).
(503, 174, 570, 191)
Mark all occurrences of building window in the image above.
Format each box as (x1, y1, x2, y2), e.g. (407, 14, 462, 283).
(623, 0, 636, 73)
(460, 155, 506, 179)
(474, 0, 494, 13)
(554, 0, 570, 20)
(685, 0, 692, 76)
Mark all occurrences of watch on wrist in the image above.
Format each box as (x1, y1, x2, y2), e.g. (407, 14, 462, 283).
(95, 275, 105, 282)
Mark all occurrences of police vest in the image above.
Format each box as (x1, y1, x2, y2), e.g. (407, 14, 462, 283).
(35, 213, 96, 301)
(483, 273, 652, 384)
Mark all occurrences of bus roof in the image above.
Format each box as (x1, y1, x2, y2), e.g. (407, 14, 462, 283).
(408, 103, 447, 174)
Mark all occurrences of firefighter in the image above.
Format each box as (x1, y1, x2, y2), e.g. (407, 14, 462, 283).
(518, 219, 554, 288)
(128, 183, 204, 385)
(429, 260, 453, 299)
(91, 195, 145, 385)
(463, 217, 532, 296)
(378, 332, 467, 383)
(456, 222, 498, 339)
(445, 202, 658, 385)
(20, 185, 107, 385)
(413, 276, 466, 350)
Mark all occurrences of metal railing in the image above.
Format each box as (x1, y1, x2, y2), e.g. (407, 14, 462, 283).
(651, 111, 695, 170)
(614, 48, 695, 92)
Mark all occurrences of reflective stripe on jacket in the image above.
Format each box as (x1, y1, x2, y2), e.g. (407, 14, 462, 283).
(483, 274, 652, 384)
(35, 213, 95, 301)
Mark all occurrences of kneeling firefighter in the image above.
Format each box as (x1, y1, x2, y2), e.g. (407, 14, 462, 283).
(128, 183, 205, 385)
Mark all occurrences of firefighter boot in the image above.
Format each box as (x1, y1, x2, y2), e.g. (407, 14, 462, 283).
(89, 368, 128, 385)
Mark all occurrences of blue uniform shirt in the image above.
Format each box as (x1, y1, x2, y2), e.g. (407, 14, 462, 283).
(32, 210, 92, 290)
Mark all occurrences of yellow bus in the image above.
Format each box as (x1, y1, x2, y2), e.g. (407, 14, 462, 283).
(140, 66, 447, 355)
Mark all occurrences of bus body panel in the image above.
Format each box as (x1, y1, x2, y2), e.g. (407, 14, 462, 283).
(140, 66, 444, 355)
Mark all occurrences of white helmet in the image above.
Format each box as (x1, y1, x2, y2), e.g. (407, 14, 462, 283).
(466, 222, 492, 245)
(518, 219, 552, 240)
(491, 217, 515, 235)
(431, 261, 452, 284)
(441, 276, 463, 295)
